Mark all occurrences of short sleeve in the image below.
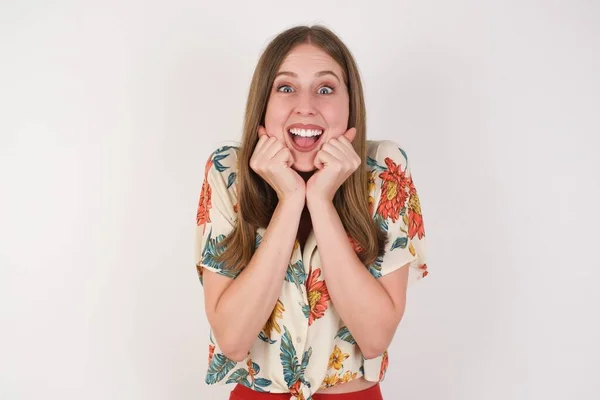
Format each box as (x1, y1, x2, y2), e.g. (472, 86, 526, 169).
(194, 145, 240, 285)
(368, 140, 428, 286)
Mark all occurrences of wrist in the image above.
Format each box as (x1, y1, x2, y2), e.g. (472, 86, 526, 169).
(306, 194, 332, 210)
(279, 194, 306, 212)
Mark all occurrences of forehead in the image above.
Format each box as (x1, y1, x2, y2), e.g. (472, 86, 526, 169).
(278, 44, 343, 76)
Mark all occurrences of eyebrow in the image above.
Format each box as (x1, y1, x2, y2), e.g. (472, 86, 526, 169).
(275, 70, 341, 82)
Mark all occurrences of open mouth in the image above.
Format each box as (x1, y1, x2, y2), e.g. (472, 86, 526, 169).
(287, 128, 324, 151)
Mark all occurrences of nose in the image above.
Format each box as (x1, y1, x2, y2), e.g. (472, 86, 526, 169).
(293, 91, 317, 116)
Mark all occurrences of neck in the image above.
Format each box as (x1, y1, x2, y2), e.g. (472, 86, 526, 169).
(298, 170, 315, 182)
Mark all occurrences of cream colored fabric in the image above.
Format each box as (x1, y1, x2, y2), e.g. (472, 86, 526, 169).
(195, 140, 428, 400)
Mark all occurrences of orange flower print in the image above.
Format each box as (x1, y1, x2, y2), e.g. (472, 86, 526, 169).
(197, 158, 214, 233)
(419, 263, 429, 278)
(406, 176, 425, 239)
(320, 374, 340, 389)
(379, 350, 389, 380)
(376, 157, 409, 222)
(246, 357, 257, 382)
(262, 299, 285, 339)
(367, 170, 377, 216)
(204, 156, 214, 176)
(208, 344, 215, 365)
(347, 234, 363, 254)
(289, 380, 306, 400)
(341, 370, 358, 383)
(306, 268, 330, 326)
(196, 264, 204, 282)
(328, 345, 350, 370)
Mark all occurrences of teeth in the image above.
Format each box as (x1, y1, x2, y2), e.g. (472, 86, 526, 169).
(289, 128, 323, 137)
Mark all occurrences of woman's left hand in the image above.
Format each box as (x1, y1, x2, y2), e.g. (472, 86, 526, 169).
(306, 127, 360, 205)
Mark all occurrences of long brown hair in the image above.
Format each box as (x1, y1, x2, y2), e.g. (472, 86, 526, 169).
(215, 24, 388, 273)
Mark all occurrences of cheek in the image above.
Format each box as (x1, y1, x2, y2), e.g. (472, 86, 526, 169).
(322, 101, 350, 132)
(264, 101, 288, 140)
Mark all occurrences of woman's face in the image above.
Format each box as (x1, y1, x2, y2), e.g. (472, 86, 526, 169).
(264, 43, 350, 172)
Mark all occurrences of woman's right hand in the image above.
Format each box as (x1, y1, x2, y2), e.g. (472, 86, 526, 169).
(250, 126, 306, 203)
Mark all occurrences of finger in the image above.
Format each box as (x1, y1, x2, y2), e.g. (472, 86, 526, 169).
(265, 138, 284, 158)
(259, 132, 277, 155)
(274, 146, 295, 167)
(253, 138, 279, 170)
(257, 125, 268, 138)
(313, 149, 326, 170)
(332, 136, 361, 170)
(255, 126, 270, 151)
(314, 148, 337, 170)
(322, 140, 346, 161)
(343, 127, 357, 142)
(336, 133, 356, 152)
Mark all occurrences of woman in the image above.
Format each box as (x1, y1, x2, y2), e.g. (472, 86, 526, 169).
(195, 25, 428, 400)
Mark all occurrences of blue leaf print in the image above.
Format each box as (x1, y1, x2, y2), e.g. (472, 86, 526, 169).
(201, 229, 237, 279)
(373, 214, 389, 231)
(390, 236, 408, 250)
(300, 347, 313, 382)
(214, 145, 237, 155)
(366, 156, 378, 168)
(225, 369, 249, 384)
(252, 361, 260, 374)
(301, 303, 310, 319)
(258, 331, 277, 344)
(285, 259, 307, 288)
(205, 353, 237, 384)
(212, 146, 236, 173)
(280, 326, 301, 388)
(397, 147, 408, 164)
(254, 377, 273, 391)
(255, 233, 262, 249)
(226, 362, 273, 392)
(368, 255, 383, 278)
(366, 156, 386, 171)
(335, 326, 357, 345)
(227, 172, 236, 189)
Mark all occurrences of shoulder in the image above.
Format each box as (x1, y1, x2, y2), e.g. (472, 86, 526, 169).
(205, 142, 241, 173)
(201, 143, 242, 215)
(203, 142, 242, 185)
(366, 139, 411, 176)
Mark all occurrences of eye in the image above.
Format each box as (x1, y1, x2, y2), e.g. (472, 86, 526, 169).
(318, 86, 334, 95)
(276, 85, 294, 93)
(275, 84, 335, 95)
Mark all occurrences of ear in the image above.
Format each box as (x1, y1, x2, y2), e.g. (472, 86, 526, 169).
(343, 127, 357, 142)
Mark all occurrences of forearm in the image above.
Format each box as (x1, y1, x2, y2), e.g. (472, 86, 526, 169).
(308, 200, 405, 359)
(210, 197, 304, 360)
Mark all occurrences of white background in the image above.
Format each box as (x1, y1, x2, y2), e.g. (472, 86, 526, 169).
(1, 1, 599, 399)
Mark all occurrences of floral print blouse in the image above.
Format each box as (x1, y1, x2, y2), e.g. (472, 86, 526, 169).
(195, 139, 428, 400)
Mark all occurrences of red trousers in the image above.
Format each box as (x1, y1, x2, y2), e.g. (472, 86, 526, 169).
(229, 383, 383, 400)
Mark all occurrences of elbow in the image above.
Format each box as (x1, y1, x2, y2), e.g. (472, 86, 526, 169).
(361, 343, 389, 360)
(212, 332, 249, 363)
(220, 346, 248, 363)
(360, 328, 396, 360)
(361, 312, 404, 359)
(207, 316, 249, 362)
